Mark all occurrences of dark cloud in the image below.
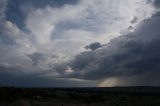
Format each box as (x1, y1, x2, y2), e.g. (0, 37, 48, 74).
(5, 0, 79, 29)
(0, 63, 96, 87)
(57, 13, 160, 86)
(154, 0, 160, 8)
(0, 73, 95, 87)
(0, 0, 21, 45)
(27, 53, 47, 66)
(0, 0, 6, 17)
(85, 42, 102, 51)
(5, 0, 26, 29)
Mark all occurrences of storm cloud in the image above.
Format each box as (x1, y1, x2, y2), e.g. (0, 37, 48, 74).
(58, 11, 160, 86)
(85, 42, 102, 51)
(0, 0, 160, 87)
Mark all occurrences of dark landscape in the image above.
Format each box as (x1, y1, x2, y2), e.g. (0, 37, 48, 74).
(1, 0, 160, 106)
(1, 87, 160, 106)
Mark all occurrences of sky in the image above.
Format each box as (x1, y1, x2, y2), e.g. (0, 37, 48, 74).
(0, 0, 160, 87)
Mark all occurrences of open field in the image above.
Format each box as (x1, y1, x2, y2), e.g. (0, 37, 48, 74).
(0, 87, 160, 106)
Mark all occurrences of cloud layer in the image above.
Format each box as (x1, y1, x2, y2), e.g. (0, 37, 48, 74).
(0, 0, 159, 87)
(59, 7, 160, 86)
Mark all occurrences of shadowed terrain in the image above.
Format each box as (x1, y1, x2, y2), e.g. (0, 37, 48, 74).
(0, 87, 160, 106)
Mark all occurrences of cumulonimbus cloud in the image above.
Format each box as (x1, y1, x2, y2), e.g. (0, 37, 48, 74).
(0, 0, 159, 87)
(58, 10, 160, 86)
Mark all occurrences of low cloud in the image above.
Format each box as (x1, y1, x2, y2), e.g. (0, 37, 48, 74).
(27, 53, 48, 66)
(57, 12, 160, 86)
(0, 63, 97, 87)
(85, 42, 102, 51)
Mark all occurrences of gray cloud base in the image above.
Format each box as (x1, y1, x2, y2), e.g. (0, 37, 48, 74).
(58, 12, 160, 86)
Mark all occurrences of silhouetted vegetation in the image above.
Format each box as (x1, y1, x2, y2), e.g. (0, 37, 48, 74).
(0, 87, 160, 106)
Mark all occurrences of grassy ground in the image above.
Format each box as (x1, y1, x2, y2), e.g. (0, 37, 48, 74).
(0, 87, 160, 106)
